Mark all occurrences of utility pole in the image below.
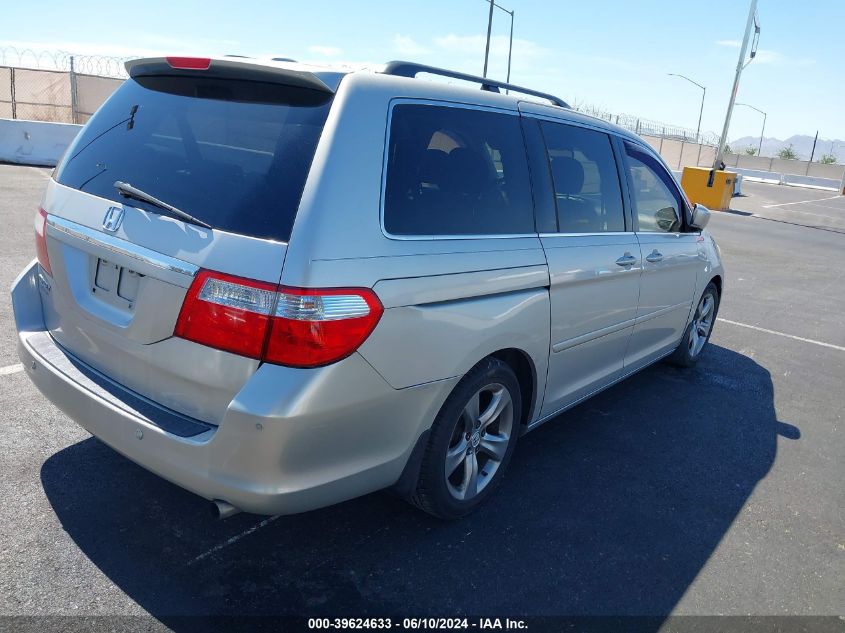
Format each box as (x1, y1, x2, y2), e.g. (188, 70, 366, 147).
(713, 0, 759, 170)
(482, 0, 495, 78)
(808, 130, 819, 163)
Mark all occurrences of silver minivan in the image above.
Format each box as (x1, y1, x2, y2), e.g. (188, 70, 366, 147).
(12, 56, 723, 519)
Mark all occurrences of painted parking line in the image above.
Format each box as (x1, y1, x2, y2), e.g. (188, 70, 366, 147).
(0, 363, 23, 376)
(187, 514, 282, 566)
(763, 194, 842, 208)
(0, 363, 24, 376)
(718, 318, 845, 352)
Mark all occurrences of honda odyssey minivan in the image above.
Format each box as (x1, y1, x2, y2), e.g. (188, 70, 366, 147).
(12, 56, 723, 519)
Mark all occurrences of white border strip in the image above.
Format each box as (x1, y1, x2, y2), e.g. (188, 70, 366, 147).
(718, 318, 845, 352)
(763, 195, 841, 208)
(0, 363, 24, 376)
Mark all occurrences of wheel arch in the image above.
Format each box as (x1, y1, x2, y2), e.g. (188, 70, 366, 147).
(710, 274, 723, 297)
(489, 347, 538, 428)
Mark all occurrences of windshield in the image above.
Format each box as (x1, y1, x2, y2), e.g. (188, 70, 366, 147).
(55, 75, 334, 241)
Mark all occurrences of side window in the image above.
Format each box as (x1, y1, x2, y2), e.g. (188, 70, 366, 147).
(539, 121, 625, 233)
(384, 104, 534, 236)
(624, 144, 684, 233)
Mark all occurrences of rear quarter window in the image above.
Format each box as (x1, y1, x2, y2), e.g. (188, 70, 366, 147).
(383, 103, 534, 237)
(55, 76, 333, 241)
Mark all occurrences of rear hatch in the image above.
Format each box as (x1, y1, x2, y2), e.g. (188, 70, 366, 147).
(38, 57, 337, 425)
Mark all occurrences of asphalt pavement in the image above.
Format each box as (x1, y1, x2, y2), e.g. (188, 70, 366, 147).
(0, 166, 842, 630)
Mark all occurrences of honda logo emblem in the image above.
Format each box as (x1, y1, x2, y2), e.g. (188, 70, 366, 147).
(102, 207, 125, 233)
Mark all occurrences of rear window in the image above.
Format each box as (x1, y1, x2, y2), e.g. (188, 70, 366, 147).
(55, 75, 333, 241)
(383, 103, 534, 236)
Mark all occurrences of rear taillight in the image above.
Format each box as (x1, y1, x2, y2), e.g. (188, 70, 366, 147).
(264, 287, 383, 367)
(174, 270, 383, 368)
(34, 207, 52, 276)
(174, 271, 276, 359)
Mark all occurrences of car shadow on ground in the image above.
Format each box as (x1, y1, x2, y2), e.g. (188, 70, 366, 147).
(41, 344, 798, 629)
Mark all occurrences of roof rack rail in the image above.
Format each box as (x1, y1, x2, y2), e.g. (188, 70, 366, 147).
(382, 60, 569, 108)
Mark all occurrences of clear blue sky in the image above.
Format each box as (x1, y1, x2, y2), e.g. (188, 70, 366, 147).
(2, 0, 842, 141)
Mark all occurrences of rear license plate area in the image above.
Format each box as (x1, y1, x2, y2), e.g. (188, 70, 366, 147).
(93, 258, 142, 308)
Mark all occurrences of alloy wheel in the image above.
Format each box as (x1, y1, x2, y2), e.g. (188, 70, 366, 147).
(444, 383, 514, 501)
(689, 292, 715, 358)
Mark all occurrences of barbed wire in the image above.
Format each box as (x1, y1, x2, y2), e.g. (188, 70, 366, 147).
(571, 101, 719, 147)
(0, 46, 720, 145)
(0, 46, 129, 78)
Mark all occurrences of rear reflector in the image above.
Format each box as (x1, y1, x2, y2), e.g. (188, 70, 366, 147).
(174, 270, 383, 368)
(165, 56, 212, 70)
(34, 207, 52, 276)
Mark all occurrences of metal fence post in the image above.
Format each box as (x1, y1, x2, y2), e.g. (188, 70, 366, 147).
(678, 141, 685, 170)
(9, 67, 16, 119)
(69, 55, 79, 124)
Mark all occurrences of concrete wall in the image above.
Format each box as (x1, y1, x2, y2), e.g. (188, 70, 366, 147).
(640, 134, 716, 172)
(0, 118, 81, 166)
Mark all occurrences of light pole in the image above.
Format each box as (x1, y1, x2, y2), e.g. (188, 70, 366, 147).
(668, 73, 706, 143)
(735, 102, 767, 156)
(482, 0, 495, 78)
(714, 0, 760, 170)
(504, 7, 514, 84)
(481, 0, 514, 83)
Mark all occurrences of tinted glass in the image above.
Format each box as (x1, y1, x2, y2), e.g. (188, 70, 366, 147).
(540, 121, 624, 233)
(55, 76, 333, 241)
(384, 104, 534, 236)
(625, 145, 683, 233)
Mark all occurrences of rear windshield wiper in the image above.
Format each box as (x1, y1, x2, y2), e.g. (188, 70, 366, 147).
(113, 181, 212, 229)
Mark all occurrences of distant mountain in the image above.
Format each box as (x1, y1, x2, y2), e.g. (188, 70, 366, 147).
(730, 134, 844, 162)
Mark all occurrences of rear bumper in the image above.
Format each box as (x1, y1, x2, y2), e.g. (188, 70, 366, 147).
(13, 261, 455, 515)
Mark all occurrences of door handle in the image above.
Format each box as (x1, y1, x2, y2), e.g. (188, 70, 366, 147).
(615, 253, 638, 267)
(646, 250, 664, 263)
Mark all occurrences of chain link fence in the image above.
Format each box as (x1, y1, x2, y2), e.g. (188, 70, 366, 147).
(0, 47, 126, 124)
(0, 46, 720, 147)
(571, 102, 719, 147)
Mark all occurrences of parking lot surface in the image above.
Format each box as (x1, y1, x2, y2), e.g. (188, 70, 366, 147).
(0, 166, 843, 628)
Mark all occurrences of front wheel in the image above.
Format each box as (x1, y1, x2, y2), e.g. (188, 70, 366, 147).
(669, 282, 720, 367)
(410, 358, 522, 519)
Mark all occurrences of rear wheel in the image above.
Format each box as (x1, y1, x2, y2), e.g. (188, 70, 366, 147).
(669, 282, 719, 367)
(411, 358, 521, 519)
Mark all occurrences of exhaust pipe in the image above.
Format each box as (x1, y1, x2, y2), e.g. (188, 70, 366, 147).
(210, 499, 241, 520)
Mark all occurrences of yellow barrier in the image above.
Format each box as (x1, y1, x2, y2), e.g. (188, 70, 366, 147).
(681, 167, 736, 211)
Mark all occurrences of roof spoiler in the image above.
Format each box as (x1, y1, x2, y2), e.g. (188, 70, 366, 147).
(125, 56, 341, 93)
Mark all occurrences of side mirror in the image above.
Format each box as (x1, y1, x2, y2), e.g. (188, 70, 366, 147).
(690, 203, 711, 230)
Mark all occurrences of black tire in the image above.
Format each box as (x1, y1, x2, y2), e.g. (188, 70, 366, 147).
(410, 357, 522, 520)
(668, 282, 720, 368)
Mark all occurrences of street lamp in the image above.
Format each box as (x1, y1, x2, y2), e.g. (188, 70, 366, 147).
(735, 102, 767, 157)
(482, 0, 515, 83)
(667, 73, 706, 143)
